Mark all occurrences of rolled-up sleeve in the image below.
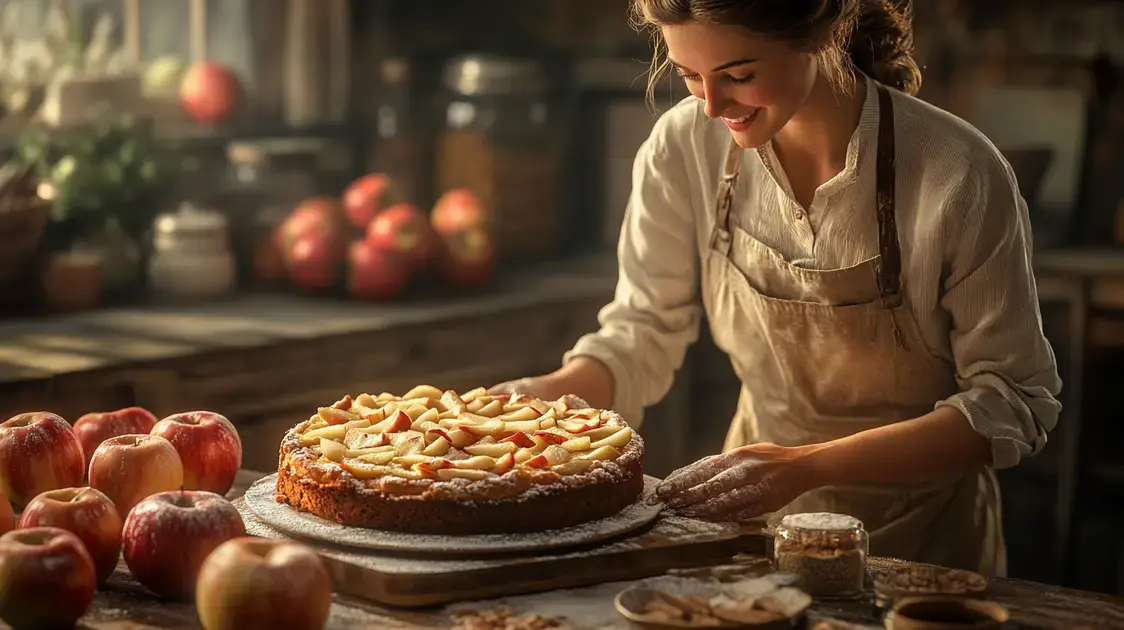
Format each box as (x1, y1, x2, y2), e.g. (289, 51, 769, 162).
(563, 117, 703, 427)
(934, 153, 1063, 470)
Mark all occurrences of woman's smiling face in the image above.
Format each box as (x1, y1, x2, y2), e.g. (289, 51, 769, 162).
(661, 22, 821, 148)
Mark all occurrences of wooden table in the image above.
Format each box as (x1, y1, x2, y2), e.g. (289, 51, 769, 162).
(56, 470, 1124, 630)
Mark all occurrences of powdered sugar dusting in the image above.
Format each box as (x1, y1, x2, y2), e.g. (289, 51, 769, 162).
(245, 473, 663, 554)
(235, 496, 743, 577)
(781, 512, 862, 531)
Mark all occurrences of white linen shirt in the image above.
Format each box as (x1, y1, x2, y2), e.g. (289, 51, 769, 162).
(565, 76, 1063, 470)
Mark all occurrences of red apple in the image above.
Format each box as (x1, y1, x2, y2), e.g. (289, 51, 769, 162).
(342, 173, 399, 229)
(123, 491, 246, 600)
(278, 197, 343, 252)
(180, 60, 241, 124)
(0, 527, 96, 629)
(73, 406, 159, 471)
(0, 492, 11, 536)
(366, 202, 438, 269)
(89, 434, 185, 518)
(0, 412, 85, 508)
(346, 239, 411, 301)
(288, 232, 343, 293)
(196, 537, 332, 630)
(151, 411, 242, 495)
(431, 188, 489, 236)
(253, 233, 288, 282)
(439, 227, 497, 288)
(18, 486, 123, 584)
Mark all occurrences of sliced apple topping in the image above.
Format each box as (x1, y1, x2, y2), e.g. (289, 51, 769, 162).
(371, 410, 412, 434)
(560, 436, 592, 452)
(553, 459, 594, 476)
(423, 428, 450, 445)
(590, 427, 633, 450)
(539, 416, 557, 429)
(476, 400, 505, 418)
(346, 444, 395, 458)
(402, 404, 431, 421)
(558, 418, 601, 433)
(452, 455, 497, 470)
(301, 424, 348, 444)
(502, 419, 540, 434)
(499, 432, 535, 448)
(580, 445, 620, 461)
(396, 454, 433, 467)
(491, 452, 515, 475)
(391, 434, 425, 456)
(579, 425, 620, 441)
(514, 444, 546, 464)
(526, 445, 571, 468)
(354, 405, 385, 422)
(461, 419, 506, 438)
(533, 431, 569, 446)
(498, 407, 540, 423)
(345, 430, 390, 450)
(318, 406, 360, 425)
(355, 393, 378, 408)
(441, 390, 467, 415)
(319, 438, 346, 462)
(331, 395, 354, 410)
(403, 384, 443, 400)
(355, 450, 396, 465)
(437, 409, 459, 420)
(436, 468, 492, 481)
(460, 387, 487, 402)
(446, 428, 477, 449)
(464, 441, 518, 458)
(413, 420, 441, 436)
(339, 459, 389, 480)
(409, 408, 440, 430)
(422, 435, 451, 457)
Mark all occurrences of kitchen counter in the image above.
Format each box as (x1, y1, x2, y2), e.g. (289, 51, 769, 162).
(65, 469, 1124, 630)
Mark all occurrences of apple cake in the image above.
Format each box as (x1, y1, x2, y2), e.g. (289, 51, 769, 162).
(275, 385, 645, 535)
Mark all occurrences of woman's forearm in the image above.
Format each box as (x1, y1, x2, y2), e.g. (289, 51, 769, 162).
(797, 406, 993, 488)
(548, 356, 615, 409)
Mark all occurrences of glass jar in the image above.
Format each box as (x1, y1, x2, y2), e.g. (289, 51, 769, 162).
(372, 57, 427, 207)
(773, 512, 868, 599)
(435, 54, 567, 261)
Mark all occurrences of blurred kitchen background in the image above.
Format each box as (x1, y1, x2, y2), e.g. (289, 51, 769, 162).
(0, 0, 1122, 595)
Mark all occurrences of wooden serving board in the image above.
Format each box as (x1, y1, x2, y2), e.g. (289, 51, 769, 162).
(234, 498, 768, 608)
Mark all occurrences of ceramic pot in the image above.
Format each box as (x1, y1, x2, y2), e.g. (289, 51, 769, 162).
(41, 251, 102, 312)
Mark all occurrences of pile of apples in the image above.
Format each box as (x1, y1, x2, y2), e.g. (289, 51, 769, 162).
(0, 410, 332, 630)
(255, 173, 496, 300)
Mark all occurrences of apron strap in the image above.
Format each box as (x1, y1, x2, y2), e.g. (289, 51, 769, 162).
(874, 83, 903, 307)
(710, 140, 743, 256)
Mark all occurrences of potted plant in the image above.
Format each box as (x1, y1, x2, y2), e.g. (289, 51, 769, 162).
(15, 114, 195, 308)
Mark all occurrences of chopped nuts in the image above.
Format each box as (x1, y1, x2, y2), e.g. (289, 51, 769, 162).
(450, 605, 566, 630)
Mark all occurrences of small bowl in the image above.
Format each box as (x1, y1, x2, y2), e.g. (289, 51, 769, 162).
(614, 586, 804, 629)
(873, 567, 989, 610)
(884, 596, 1009, 630)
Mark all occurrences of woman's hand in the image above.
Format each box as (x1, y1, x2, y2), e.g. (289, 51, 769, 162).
(489, 357, 615, 410)
(652, 443, 818, 522)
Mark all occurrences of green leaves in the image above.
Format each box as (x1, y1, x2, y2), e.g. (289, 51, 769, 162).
(14, 115, 194, 252)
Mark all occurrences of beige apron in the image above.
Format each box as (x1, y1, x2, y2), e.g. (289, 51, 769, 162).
(700, 84, 1006, 576)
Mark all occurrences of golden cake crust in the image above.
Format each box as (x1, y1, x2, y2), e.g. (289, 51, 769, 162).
(274, 387, 645, 535)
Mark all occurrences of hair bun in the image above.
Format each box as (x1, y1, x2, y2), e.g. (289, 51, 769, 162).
(848, 0, 922, 95)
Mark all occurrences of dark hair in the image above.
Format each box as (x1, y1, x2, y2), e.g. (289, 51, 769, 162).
(630, 0, 922, 103)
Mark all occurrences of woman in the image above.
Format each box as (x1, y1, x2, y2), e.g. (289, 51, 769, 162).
(491, 0, 1061, 575)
